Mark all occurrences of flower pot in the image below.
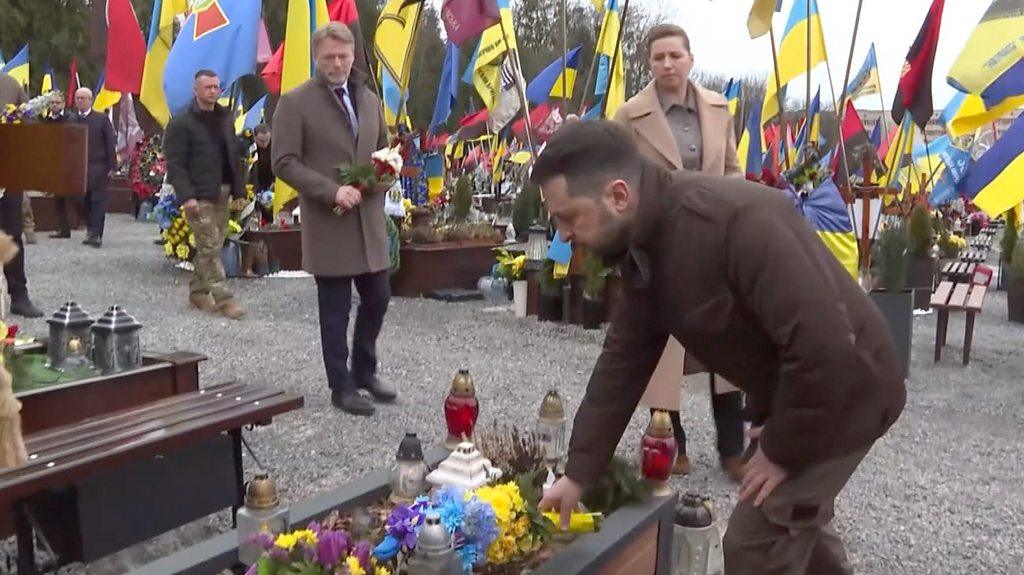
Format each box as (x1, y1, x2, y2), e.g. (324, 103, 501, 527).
(512, 280, 528, 318)
(538, 293, 563, 322)
(1007, 281, 1024, 324)
(582, 296, 605, 330)
(906, 255, 936, 310)
(220, 240, 242, 278)
(869, 290, 913, 379)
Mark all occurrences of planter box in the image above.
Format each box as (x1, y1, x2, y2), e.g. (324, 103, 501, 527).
(870, 290, 913, 379)
(107, 175, 136, 215)
(1008, 281, 1024, 324)
(390, 241, 502, 298)
(29, 194, 82, 232)
(907, 255, 936, 311)
(244, 227, 303, 271)
(143, 447, 677, 575)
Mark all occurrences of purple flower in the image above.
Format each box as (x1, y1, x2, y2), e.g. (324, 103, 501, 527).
(385, 504, 424, 550)
(316, 529, 350, 567)
(462, 497, 498, 550)
(244, 531, 276, 551)
(353, 541, 372, 571)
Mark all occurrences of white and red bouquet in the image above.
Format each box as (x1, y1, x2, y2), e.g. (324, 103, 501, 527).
(333, 142, 404, 216)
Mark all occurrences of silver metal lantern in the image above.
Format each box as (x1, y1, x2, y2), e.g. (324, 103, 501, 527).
(536, 389, 566, 468)
(389, 432, 429, 503)
(90, 306, 143, 374)
(46, 302, 94, 370)
(406, 511, 459, 575)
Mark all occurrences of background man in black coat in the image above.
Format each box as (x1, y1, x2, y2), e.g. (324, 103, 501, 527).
(72, 87, 116, 248)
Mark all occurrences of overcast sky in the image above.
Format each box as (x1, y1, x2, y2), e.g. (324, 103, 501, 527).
(657, 0, 990, 110)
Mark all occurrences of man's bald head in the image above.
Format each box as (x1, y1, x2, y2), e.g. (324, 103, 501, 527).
(74, 88, 94, 113)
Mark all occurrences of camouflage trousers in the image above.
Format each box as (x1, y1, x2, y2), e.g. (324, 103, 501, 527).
(185, 186, 232, 303)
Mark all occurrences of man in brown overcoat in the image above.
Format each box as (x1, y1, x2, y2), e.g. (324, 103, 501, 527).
(536, 121, 905, 575)
(273, 22, 394, 416)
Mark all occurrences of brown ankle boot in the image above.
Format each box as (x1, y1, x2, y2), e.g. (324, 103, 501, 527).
(217, 299, 245, 320)
(189, 293, 216, 312)
(672, 453, 692, 476)
(721, 456, 746, 484)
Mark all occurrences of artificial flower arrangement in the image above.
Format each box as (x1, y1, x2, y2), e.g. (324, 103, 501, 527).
(493, 249, 526, 282)
(0, 94, 51, 124)
(245, 523, 392, 575)
(129, 135, 166, 201)
(334, 141, 404, 217)
(156, 186, 257, 262)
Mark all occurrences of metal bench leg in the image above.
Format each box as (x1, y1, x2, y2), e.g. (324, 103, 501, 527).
(15, 501, 38, 575)
(231, 428, 244, 528)
(963, 312, 977, 366)
(935, 310, 949, 362)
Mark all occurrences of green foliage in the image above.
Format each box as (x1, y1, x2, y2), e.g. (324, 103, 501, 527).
(581, 252, 610, 300)
(907, 205, 933, 257)
(872, 221, 909, 292)
(1011, 237, 1024, 283)
(512, 183, 541, 240)
(453, 174, 472, 222)
(1001, 209, 1019, 266)
(538, 258, 563, 295)
(580, 456, 650, 516)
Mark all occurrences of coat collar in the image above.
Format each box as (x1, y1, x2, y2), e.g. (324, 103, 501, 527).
(314, 69, 375, 156)
(622, 161, 672, 289)
(187, 99, 227, 117)
(626, 80, 729, 172)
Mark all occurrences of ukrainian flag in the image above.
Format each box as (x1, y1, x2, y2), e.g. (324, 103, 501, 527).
(845, 43, 881, 103)
(41, 65, 54, 94)
(139, 0, 186, 127)
(762, 0, 827, 124)
(960, 112, 1024, 217)
(376, 0, 422, 125)
(525, 46, 582, 105)
(791, 179, 858, 280)
(0, 45, 30, 90)
(93, 70, 122, 112)
(794, 88, 822, 155)
(947, 1, 1024, 107)
(723, 78, 741, 118)
(237, 94, 266, 134)
(471, 0, 517, 110)
(940, 89, 1024, 138)
(425, 153, 444, 202)
(736, 98, 764, 179)
(592, 0, 624, 119)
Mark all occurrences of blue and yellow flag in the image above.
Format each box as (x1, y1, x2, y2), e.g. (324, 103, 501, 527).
(947, 0, 1024, 108)
(940, 89, 1024, 138)
(762, 0, 827, 124)
(592, 0, 624, 119)
(736, 98, 764, 178)
(237, 94, 266, 134)
(526, 45, 582, 105)
(845, 43, 881, 103)
(471, 0, 516, 110)
(93, 70, 123, 112)
(790, 179, 858, 280)
(425, 153, 444, 202)
(723, 78, 741, 117)
(41, 65, 54, 94)
(376, 0, 422, 126)
(139, 0, 187, 127)
(0, 45, 30, 90)
(960, 112, 1024, 217)
(794, 88, 821, 154)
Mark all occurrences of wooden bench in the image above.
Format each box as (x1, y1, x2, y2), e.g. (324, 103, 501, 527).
(0, 381, 303, 574)
(941, 262, 976, 283)
(930, 281, 987, 366)
(961, 249, 986, 263)
(970, 236, 992, 250)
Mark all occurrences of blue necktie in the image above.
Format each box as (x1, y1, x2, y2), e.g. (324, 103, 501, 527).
(335, 86, 358, 137)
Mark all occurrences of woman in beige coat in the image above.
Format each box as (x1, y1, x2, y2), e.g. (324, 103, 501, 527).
(613, 23, 745, 482)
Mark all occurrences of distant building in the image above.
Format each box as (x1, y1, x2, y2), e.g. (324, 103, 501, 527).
(858, 108, 1021, 142)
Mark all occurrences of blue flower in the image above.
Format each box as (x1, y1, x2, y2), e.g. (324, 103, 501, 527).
(372, 535, 400, 561)
(457, 542, 479, 572)
(433, 487, 465, 535)
(462, 497, 499, 550)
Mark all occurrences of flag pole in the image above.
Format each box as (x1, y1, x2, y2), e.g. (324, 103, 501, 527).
(576, 1, 605, 115)
(836, 0, 865, 109)
(497, 20, 537, 157)
(600, 0, 631, 119)
(805, 0, 812, 122)
(869, 116, 908, 248)
(561, 0, 569, 111)
(395, 6, 425, 129)
(768, 26, 792, 170)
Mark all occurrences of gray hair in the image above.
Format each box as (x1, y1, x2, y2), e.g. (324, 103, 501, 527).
(311, 22, 355, 55)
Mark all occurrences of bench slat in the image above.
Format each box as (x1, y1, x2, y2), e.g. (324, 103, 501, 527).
(949, 283, 971, 308)
(942, 262, 955, 274)
(931, 281, 955, 307)
(966, 285, 987, 312)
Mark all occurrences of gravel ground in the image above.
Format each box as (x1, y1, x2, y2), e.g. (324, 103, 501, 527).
(3, 215, 1022, 574)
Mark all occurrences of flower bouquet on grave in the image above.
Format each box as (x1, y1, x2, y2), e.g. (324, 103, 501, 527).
(333, 142, 404, 217)
(245, 523, 392, 575)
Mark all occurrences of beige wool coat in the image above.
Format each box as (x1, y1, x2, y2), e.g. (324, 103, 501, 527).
(272, 71, 389, 277)
(614, 80, 742, 410)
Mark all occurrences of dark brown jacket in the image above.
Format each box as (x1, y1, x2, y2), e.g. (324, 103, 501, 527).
(564, 163, 906, 484)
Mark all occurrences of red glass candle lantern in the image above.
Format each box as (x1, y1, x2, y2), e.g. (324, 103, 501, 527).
(641, 410, 677, 497)
(444, 369, 479, 449)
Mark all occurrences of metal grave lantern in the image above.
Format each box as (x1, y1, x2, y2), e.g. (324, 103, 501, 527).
(524, 224, 549, 271)
(390, 432, 429, 503)
(536, 390, 566, 468)
(237, 473, 290, 565)
(443, 369, 479, 449)
(46, 302, 94, 369)
(640, 409, 677, 497)
(406, 511, 459, 575)
(90, 306, 143, 374)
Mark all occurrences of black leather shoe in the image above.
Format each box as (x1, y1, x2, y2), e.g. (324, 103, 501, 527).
(50, 231, 71, 239)
(332, 389, 376, 416)
(82, 236, 99, 246)
(357, 375, 397, 403)
(90, 239, 102, 249)
(10, 297, 44, 318)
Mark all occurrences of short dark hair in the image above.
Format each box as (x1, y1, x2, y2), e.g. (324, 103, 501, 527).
(646, 24, 691, 53)
(254, 123, 271, 136)
(194, 69, 219, 81)
(530, 121, 642, 198)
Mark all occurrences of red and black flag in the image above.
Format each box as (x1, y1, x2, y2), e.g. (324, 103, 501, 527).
(892, 0, 945, 129)
(832, 99, 871, 187)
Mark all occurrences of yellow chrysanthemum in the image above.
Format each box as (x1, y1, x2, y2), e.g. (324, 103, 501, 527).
(176, 244, 190, 260)
(163, 242, 174, 256)
(227, 220, 242, 234)
(188, 233, 196, 247)
(274, 532, 298, 550)
(346, 556, 366, 575)
(376, 566, 392, 575)
(292, 529, 318, 546)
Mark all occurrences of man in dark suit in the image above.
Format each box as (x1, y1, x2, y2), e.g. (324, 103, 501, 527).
(0, 72, 43, 317)
(47, 91, 81, 240)
(71, 87, 116, 248)
(536, 121, 905, 574)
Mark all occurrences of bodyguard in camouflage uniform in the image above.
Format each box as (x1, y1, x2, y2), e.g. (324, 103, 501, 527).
(164, 69, 246, 320)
